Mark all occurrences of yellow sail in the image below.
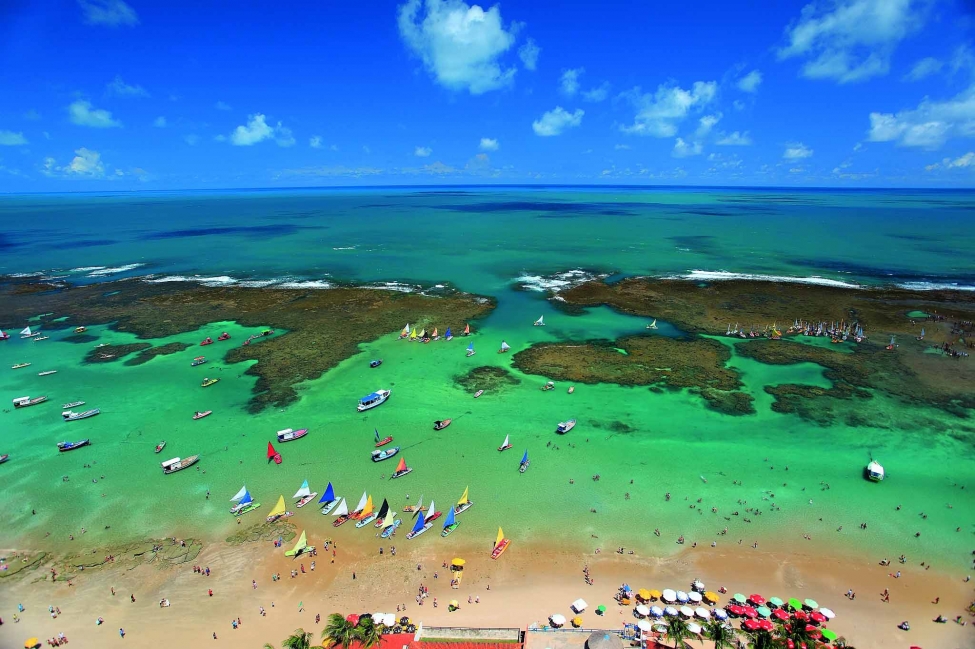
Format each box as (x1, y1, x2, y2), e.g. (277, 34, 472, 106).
(418, 328, 425, 338)
(288, 530, 307, 555)
(495, 526, 504, 548)
(361, 495, 373, 517)
(268, 495, 286, 518)
(381, 508, 395, 528)
(458, 486, 469, 505)
(410, 328, 418, 340)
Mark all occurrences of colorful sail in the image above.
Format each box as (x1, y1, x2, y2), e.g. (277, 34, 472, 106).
(239, 490, 253, 506)
(495, 527, 504, 548)
(374, 428, 381, 442)
(431, 327, 438, 338)
(360, 495, 374, 517)
(443, 505, 455, 529)
(293, 479, 311, 499)
(425, 499, 436, 522)
(463, 323, 470, 334)
(231, 485, 247, 502)
(445, 327, 452, 339)
(458, 486, 469, 506)
(268, 495, 286, 518)
(521, 449, 529, 464)
(353, 491, 368, 513)
(467, 342, 474, 352)
(401, 324, 410, 336)
(332, 498, 348, 517)
(417, 328, 425, 339)
(376, 498, 389, 520)
(381, 507, 395, 528)
(395, 457, 407, 473)
(410, 512, 425, 534)
(286, 530, 308, 556)
(409, 327, 418, 340)
(266, 442, 278, 459)
(319, 481, 335, 503)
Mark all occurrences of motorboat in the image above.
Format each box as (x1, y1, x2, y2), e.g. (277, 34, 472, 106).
(13, 395, 47, 408)
(557, 419, 576, 434)
(155, 441, 167, 454)
(371, 446, 400, 462)
(433, 419, 451, 431)
(201, 377, 219, 387)
(193, 410, 212, 420)
(0, 454, 8, 464)
(865, 460, 885, 482)
(369, 359, 383, 368)
(11, 363, 30, 369)
(161, 455, 200, 474)
(474, 390, 484, 398)
(217, 332, 230, 341)
(277, 428, 308, 442)
(357, 389, 390, 412)
(62, 401, 85, 409)
(191, 356, 207, 367)
(57, 439, 90, 452)
(38, 370, 58, 376)
(62, 409, 100, 421)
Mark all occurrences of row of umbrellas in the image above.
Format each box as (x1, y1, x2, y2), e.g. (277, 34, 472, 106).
(634, 604, 724, 621)
(633, 588, 719, 605)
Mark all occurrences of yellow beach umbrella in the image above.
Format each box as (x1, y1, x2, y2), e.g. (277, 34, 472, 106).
(703, 591, 719, 604)
(571, 616, 583, 627)
(449, 600, 459, 607)
(25, 639, 40, 649)
(637, 588, 651, 601)
(451, 558, 466, 567)
(648, 589, 662, 600)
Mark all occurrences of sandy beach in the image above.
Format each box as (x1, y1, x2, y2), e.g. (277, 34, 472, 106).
(2, 532, 972, 649)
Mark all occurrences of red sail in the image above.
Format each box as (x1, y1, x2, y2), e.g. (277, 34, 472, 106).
(395, 457, 407, 473)
(267, 442, 277, 459)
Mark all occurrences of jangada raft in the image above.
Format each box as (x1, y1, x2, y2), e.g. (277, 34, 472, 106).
(390, 456, 412, 479)
(491, 527, 510, 559)
(374, 429, 393, 447)
(161, 455, 199, 474)
(293, 479, 318, 508)
(266, 495, 294, 523)
(318, 482, 341, 515)
(406, 500, 440, 540)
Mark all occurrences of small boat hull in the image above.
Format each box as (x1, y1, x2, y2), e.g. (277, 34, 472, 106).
(375, 436, 394, 448)
(519, 461, 530, 473)
(217, 333, 230, 341)
(155, 442, 166, 454)
(332, 515, 352, 527)
(473, 390, 483, 398)
(498, 444, 512, 452)
(320, 498, 342, 515)
(371, 447, 400, 462)
(0, 454, 8, 464)
(296, 493, 318, 508)
(357, 389, 391, 412)
(62, 409, 100, 421)
(277, 428, 308, 443)
(62, 401, 85, 409)
(491, 538, 510, 559)
(381, 520, 402, 538)
(391, 467, 413, 479)
(442, 523, 460, 537)
(232, 503, 261, 517)
(201, 379, 219, 388)
(433, 419, 451, 431)
(355, 513, 379, 528)
(454, 501, 474, 515)
(369, 359, 383, 368)
(58, 439, 90, 452)
(193, 411, 212, 420)
(162, 454, 200, 474)
(556, 420, 576, 434)
(406, 523, 433, 540)
(271, 454, 282, 465)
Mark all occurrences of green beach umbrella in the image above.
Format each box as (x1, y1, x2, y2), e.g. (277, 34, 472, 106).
(733, 593, 746, 603)
(756, 606, 771, 618)
(768, 597, 784, 608)
(788, 598, 802, 610)
(821, 629, 837, 642)
(596, 605, 606, 615)
(803, 598, 818, 609)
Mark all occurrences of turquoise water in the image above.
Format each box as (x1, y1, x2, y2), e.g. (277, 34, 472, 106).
(1, 188, 974, 571)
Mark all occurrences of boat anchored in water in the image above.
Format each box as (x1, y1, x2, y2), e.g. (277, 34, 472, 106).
(433, 419, 451, 431)
(200, 337, 214, 346)
(191, 356, 207, 367)
(11, 363, 30, 370)
(534, 316, 545, 326)
(391, 456, 413, 479)
(293, 480, 318, 508)
(161, 455, 200, 474)
(62, 409, 100, 421)
(374, 429, 393, 447)
(441, 506, 459, 537)
(201, 377, 219, 387)
(62, 401, 85, 409)
(357, 389, 390, 412)
(74, 326, 87, 334)
(466, 342, 476, 357)
(557, 419, 576, 434)
(267, 442, 282, 464)
(0, 454, 8, 464)
(193, 410, 212, 420)
(57, 439, 90, 452)
(473, 389, 484, 398)
(230, 486, 261, 516)
(369, 359, 383, 368)
(406, 500, 439, 540)
(266, 495, 294, 523)
(318, 482, 341, 514)
(371, 446, 400, 462)
(330, 498, 352, 526)
(217, 332, 230, 341)
(454, 486, 473, 515)
(355, 495, 378, 527)
(13, 395, 47, 408)
(647, 319, 658, 330)
(155, 441, 166, 454)
(277, 427, 308, 443)
(20, 326, 41, 339)
(498, 434, 512, 452)
(519, 450, 530, 473)
(462, 323, 471, 336)
(491, 527, 510, 559)
(38, 370, 57, 376)
(498, 341, 511, 353)
(865, 460, 885, 482)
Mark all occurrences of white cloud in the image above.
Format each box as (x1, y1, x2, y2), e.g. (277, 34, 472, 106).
(532, 106, 584, 136)
(229, 113, 294, 147)
(946, 152, 975, 168)
(853, 142, 863, 151)
(560, 68, 584, 96)
(106, 75, 148, 97)
(215, 101, 232, 111)
(68, 100, 121, 128)
(619, 81, 717, 137)
(716, 131, 753, 146)
(0, 130, 28, 146)
(398, 0, 519, 95)
(614, 144, 630, 150)
(903, 57, 943, 82)
(582, 82, 609, 103)
(479, 137, 499, 151)
(519, 37, 540, 71)
(867, 84, 975, 149)
(737, 69, 762, 93)
(184, 134, 201, 146)
(78, 0, 138, 27)
(43, 147, 107, 178)
(695, 113, 722, 138)
(153, 116, 167, 128)
(309, 136, 323, 149)
(672, 138, 703, 158)
(778, 0, 922, 83)
(784, 142, 814, 159)
(415, 146, 433, 157)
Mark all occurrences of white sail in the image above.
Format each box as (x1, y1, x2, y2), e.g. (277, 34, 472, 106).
(500, 341, 510, 351)
(332, 498, 348, 516)
(354, 490, 368, 513)
(425, 499, 436, 522)
(535, 316, 544, 325)
(20, 326, 32, 336)
(231, 485, 247, 502)
(293, 479, 311, 499)
(414, 494, 423, 509)
(502, 434, 510, 447)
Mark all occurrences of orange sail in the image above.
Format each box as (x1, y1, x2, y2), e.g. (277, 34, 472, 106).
(395, 457, 407, 473)
(463, 323, 470, 334)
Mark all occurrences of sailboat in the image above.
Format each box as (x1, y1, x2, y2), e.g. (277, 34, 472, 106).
(491, 527, 510, 559)
(417, 328, 426, 340)
(375, 428, 393, 447)
(331, 498, 352, 526)
(534, 316, 545, 326)
(462, 323, 471, 336)
(351, 491, 369, 518)
(318, 482, 341, 514)
(409, 327, 419, 341)
(519, 449, 530, 473)
(444, 327, 453, 341)
(373, 498, 391, 527)
(441, 506, 459, 537)
(285, 530, 313, 557)
(391, 456, 412, 479)
(381, 515, 402, 539)
(403, 494, 424, 514)
(293, 479, 318, 508)
(231, 485, 248, 503)
(231, 490, 261, 516)
(400, 324, 411, 339)
(266, 495, 293, 523)
(0, 329, 8, 340)
(267, 441, 282, 464)
(646, 319, 658, 330)
(498, 340, 511, 353)
(20, 326, 40, 339)
(917, 327, 925, 341)
(466, 342, 476, 357)
(355, 495, 377, 527)
(406, 500, 439, 540)
(424, 499, 442, 523)
(431, 327, 439, 341)
(498, 434, 512, 452)
(454, 486, 473, 515)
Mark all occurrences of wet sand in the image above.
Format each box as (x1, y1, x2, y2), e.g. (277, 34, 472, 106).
(2, 535, 971, 649)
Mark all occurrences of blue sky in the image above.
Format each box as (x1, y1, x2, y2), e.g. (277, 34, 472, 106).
(1, 0, 975, 190)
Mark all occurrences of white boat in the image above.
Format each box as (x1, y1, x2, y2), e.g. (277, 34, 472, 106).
(534, 316, 545, 326)
(38, 370, 57, 376)
(20, 326, 40, 339)
(62, 409, 100, 421)
(161, 455, 200, 474)
(466, 342, 476, 357)
(13, 395, 47, 408)
(647, 319, 658, 330)
(556, 419, 576, 434)
(62, 401, 85, 409)
(293, 479, 318, 507)
(498, 341, 511, 353)
(33, 336, 49, 342)
(866, 460, 885, 482)
(357, 389, 390, 412)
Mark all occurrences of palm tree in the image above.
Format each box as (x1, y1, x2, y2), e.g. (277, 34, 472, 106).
(746, 629, 775, 649)
(356, 617, 383, 649)
(703, 619, 736, 649)
(282, 629, 315, 649)
(322, 614, 358, 649)
(664, 616, 691, 649)
(777, 621, 814, 648)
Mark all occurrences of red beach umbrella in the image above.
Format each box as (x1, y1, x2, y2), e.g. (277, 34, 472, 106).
(727, 605, 743, 616)
(346, 614, 360, 625)
(805, 624, 818, 633)
(809, 611, 826, 625)
(742, 606, 758, 619)
(758, 619, 775, 632)
(792, 610, 808, 622)
(742, 619, 760, 631)
(748, 594, 766, 606)
(772, 609, 790, 622)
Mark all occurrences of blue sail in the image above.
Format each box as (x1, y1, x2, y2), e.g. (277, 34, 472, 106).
(374, 428, 380, 442)
(445, 327, 452, 337)
(239, 490, 253, 506)
(521, 449, 529, 464)
(319, 481, 335, 503)
(411, 512, 426, 534)
(467, 342, 474, 351)
(443, 505, 455, 528)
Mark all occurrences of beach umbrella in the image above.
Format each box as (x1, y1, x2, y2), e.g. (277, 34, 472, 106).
(663, 606, 678, 617)
(749, 594, 766, 606)
(637, 620, 652, 632)
(25, 640, 40, 649)
(346, 614, 360, 626)
(820, 629, 837, 642)
(691, 580, 705, 592)
(596, 605, 606, 615)
(679, 606, 694, 618)
(792, 610, 809, 623)
(572, 599, 588, 613)
(772, 609, 790, 622)
(585, 632, 623, 649)
(726, 605, 742, 616)
(787, 598, 802, 610)
(768, 597, 784, 608)
(637, 588, 651, 601)
(758, 620, 775, 632)
(694, 607, 710, 619)
(742, 619, 760, 631)
(550, 614, 566, 627)
(571, 616, 583, 628)
(818, 607, 835, 619)
(756, 606, 772, 618)
(733, 593, 747, 604)
(742, 606, 758, 619)
(676, 590, 689, 603)
(635, 605, 650, 617)
(649, 606, 663, 618)
(451, 558, 465, 567)
(686, 623, 702, 635)
(648, 589, 662, 600)
(809, 611, 827, 625)
(703, 591, 719, 604)
(383, 614, 396, 627)
(688, 591, 702, 603)
(803, 598, 818, 610)
(661, 589, 677, 602)
(712, 609, 728, 621)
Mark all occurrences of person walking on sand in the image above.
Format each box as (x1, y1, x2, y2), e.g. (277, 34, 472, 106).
(119, 628, 125, 639)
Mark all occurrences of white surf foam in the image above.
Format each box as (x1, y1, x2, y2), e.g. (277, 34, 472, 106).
(515, 269, 603, 292)
(671, 270, 862, 289)
(277, 280, 333, 289)
(87, 263, 145, 277)
(896, 281, 975, 292)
